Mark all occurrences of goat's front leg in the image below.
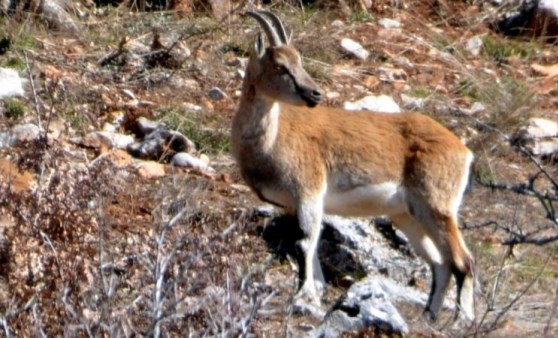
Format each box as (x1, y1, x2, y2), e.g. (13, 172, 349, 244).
(294, 195, 325, 305)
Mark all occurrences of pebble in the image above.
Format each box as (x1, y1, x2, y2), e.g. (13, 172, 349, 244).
(172, 152, 215, 174)
(340, 38, 369, 60)
(208, 87, 227, 101)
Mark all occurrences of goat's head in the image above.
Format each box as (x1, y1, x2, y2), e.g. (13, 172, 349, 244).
(245, 11, 323, 107)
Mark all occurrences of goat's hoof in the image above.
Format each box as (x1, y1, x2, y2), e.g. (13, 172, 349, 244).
(294, 286, 321, 307)
(422, 309, 437, 322)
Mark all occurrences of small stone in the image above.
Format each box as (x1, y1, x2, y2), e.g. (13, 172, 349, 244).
(377, 67, 407, 82)
(135, 161, 166, 179)
(127, 128, 195, 160)
(136, 117, 161, 136)
(170, 78, 200, 91)
(516, 117, 558, 140)
(466, 35, 483, 57)
(0, 68, 25, 99)
(326, 92, 340, 99)
(529, 138, 558, 156)
(331, 20, 345, 27)
(121, 89, 136, 100)
(0, 124, 42, 148)
(73, 131, 135, 150)
(469, 102, 486, 115)
(400, 94, 425, 110)
(224, 56, 247, 68)
(378, 18, 401, 29)
(199, 153, 210, 164)
(208, 87, 227, 101)
(172, 152, 215, 174)
(340, 38, 369, 60)
(182, 102, 203, 112)
(10, 123, 41, 143)
(343, 95, 401, 113)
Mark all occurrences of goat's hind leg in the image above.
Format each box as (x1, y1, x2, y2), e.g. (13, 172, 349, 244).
(391, 214, 453, 321)
(413, 210, 475, 320)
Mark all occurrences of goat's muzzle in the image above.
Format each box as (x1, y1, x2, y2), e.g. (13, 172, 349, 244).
(300, 87, 323, 108)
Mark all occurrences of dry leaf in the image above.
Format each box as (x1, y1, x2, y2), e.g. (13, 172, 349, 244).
(536, 76, 557, 95)
(531, 63, 558, 78)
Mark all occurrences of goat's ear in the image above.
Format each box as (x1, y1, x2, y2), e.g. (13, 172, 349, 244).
(253, 32, 265, 58)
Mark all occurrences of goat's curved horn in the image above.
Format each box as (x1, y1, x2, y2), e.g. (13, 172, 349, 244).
(246, 11, 281, 47)
(259, 10, 290, 45)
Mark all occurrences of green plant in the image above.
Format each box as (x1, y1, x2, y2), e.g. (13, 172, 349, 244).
(455, 78, 479, 100)
(455, 75, 534, 132)
(409, 87, 434, 99)
(432, 37, 455, 51)
(476, 163, 496, 184)
(4, 98, 26, 119)
(2, 57, 24, 70)
(349, 10, 374, 24)
(483, 36, 541, 64)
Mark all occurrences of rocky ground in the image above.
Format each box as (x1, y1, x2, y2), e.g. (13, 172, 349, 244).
(1, 1, 558, 337)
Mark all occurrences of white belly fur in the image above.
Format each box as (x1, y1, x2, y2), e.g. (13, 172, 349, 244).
(324, 182, 406, 217)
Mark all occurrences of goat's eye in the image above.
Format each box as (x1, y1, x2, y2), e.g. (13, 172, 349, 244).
(274, 64, 285, 72)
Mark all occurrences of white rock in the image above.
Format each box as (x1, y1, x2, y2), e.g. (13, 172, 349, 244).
(0, 68, 24, 99)
(466, 35, 483, 57)
(340, 38, 369, 60)
(539, 0, 558, 18)
(517, 118, 558, 140)
(73, 131, 135, 150)
(378, 18, 401, 29)
(400, 94, 425, 110)
(469, 101, 486, 115)
(331, 20, 345, 28)
(182, 102, 203, 112)
(529, 139, 558, 156)
(326, 92, 340, 99)
(172, 152, 215, 174)
(0, 123, 42, 148)
(121, 89, 136, 100)
(344, 95, 401, 113)
(313, 277, 410, 337)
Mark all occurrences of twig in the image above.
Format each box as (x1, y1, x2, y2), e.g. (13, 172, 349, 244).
(23, 51, 42, 131)
(31, 301, 47, 338)
(471, 117, 558, 189)
(478, 254, 552, 336)
(543, 285, 558, 338)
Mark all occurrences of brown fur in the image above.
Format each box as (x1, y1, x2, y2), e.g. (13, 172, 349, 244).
(233, 11, 475, 321)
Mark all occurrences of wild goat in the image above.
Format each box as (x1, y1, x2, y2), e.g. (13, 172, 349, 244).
(232, 10, 475, 321)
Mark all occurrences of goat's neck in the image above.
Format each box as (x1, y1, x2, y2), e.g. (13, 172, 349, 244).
(233, 84, 280, 153)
